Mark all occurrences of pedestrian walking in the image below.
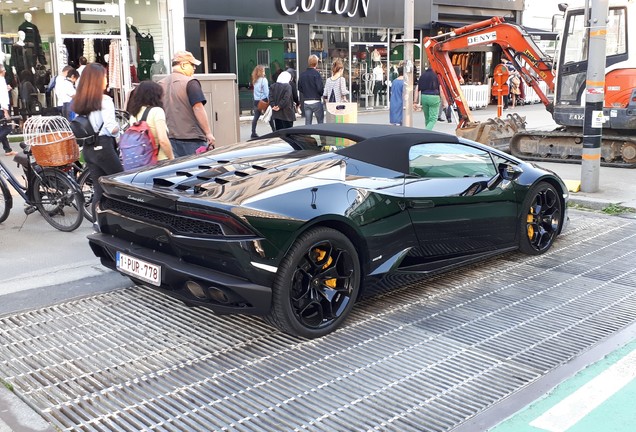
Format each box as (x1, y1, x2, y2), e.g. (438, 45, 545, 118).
(415, 67, 441, 130)
(269, 71, 295, 131)
(250, 65, 274, 138)
(509, 72, 521, 108)
(298, 54, 324, 125)
(286, 67, 301, 116)
(126, 80, 174, 161)
(71, 63, 122, 212)
(323, 59, 349, 103)
(389, 66, 404, 126)
(158, 51, 215, 157)
(0, 64, 15, 156)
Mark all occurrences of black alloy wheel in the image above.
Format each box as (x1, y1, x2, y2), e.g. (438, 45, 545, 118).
(519, 181, 562, 255)
(266, 227, 360, 338)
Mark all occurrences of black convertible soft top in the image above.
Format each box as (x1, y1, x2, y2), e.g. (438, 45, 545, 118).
(269, 123, 461, 174)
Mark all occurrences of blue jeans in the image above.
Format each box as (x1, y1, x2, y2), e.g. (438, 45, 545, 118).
(303, 102, 324, 125)
(0, 125, 12, 152)
(169, 138, 206, 157)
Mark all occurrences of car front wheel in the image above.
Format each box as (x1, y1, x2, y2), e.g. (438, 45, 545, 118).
(519, 181, 562, 255)
(266, 227, 360, 338)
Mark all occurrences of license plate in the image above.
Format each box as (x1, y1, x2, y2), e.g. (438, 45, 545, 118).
(116, 252, 161, 286)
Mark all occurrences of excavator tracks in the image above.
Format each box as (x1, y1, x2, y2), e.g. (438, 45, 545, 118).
(509, 129, 636, 168)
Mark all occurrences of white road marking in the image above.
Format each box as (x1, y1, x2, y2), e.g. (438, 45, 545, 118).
(530, 348, 636, 432)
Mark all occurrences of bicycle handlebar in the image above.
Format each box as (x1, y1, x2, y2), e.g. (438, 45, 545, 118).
(0, 116, 22, 125)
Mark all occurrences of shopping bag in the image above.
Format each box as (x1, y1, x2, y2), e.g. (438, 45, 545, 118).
(260, 105, 273, 123)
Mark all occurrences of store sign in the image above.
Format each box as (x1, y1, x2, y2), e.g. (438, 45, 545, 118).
(71, 0, 119, 24)
(467, 31, 496, 46)
(279, 0, 370, 18)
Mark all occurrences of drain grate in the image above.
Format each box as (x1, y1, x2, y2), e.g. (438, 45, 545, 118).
(2, 213, 636, 431)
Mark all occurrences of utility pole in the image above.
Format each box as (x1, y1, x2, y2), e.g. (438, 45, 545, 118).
(581, 0, 609, 192)
(403, 0, 415, 127)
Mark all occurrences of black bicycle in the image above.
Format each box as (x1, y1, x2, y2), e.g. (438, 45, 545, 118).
(0, 118, 84, 231)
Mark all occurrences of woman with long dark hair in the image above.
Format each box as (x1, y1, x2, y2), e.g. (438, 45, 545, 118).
(71, 63, 122, 211)
(126, 80, 174, 160)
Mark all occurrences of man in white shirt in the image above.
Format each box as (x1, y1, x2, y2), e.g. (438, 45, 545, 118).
(54, 65, 78, 118)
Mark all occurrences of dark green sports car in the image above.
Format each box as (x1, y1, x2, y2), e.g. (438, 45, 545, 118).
(88, 123, 569, 338)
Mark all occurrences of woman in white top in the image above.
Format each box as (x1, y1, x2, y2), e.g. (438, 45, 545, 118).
(126, 80, 174, 160)
(323, 59, 349, 103)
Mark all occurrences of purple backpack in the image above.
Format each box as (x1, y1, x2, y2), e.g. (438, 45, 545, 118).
(119, 107, 159, 170)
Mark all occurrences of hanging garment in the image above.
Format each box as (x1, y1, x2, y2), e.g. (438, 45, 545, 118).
(83, 39, 96, 63)
(108, 40, 122, 90)
(136, 33, 155, 61)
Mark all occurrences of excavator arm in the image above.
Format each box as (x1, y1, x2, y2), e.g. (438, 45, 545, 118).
(423, 17, 556, 128)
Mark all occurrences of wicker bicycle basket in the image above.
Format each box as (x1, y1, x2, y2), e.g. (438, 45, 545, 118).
(23, 116, 79, 167)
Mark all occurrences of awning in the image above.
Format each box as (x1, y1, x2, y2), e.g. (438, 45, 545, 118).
(523, 26, 558, 41)
(431, 20, 474, 29)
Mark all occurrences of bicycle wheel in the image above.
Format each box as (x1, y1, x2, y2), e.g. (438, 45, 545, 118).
(77, 168, 94, 223)
(0, 177, 12, 223)
(32, 168, 84, 232)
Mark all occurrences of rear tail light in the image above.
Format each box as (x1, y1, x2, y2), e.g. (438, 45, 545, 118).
(179, 208, 255, 236)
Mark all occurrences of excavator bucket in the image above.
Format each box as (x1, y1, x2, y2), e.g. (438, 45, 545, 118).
(455, 113, 527, 153)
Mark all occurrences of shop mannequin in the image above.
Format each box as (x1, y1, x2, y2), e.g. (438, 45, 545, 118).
(15, 31, 25, 47)
(18, 13, 46, 65)
(371, 49, 381, 63)
(11, 31, 36, 77)
(150, 54, 166, 77)
(126, 17, 140, 67)
(372, 63, 384, 106)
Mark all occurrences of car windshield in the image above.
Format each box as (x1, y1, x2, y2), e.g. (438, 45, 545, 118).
(284, 133, 361, 152)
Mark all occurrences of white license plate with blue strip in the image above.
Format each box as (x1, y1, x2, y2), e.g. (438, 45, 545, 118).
(116, 252, 161, 286)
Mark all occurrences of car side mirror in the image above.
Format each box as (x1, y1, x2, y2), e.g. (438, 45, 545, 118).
(487, 163, 523, 190)
(500, 163, 523, 181)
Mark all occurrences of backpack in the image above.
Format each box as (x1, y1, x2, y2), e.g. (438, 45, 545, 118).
(70, 114, 100, 146)
(119, 107, 159, 170)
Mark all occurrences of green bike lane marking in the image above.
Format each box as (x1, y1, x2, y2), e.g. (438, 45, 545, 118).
(491, 339, 636, 432)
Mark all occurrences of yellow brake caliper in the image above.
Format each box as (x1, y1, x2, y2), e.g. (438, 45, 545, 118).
(527, 207, 536, 240)
(315, 248, 336, 288)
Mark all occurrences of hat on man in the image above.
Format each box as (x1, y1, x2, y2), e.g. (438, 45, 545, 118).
(172, 50, 201, 66)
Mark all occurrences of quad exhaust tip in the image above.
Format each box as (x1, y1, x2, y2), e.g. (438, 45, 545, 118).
(185, 280, 230, 304)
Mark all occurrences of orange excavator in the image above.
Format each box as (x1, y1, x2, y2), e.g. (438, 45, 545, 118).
(423, 1, 636, 167)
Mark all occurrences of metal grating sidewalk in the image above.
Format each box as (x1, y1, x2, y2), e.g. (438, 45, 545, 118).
(2, 212, 636, 431)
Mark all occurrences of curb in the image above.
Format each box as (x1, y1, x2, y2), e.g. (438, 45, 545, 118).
(0, 386, 54, 432)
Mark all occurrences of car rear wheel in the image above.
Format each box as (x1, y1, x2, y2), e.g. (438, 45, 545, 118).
(519, 181, 562, 255)
(266, 227, 360, 339)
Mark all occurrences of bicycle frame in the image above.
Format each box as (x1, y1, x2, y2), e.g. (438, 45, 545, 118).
(0, 146, 82, 210)
(0, 154, 32, 206)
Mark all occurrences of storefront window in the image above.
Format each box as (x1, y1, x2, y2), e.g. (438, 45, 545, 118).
(236, 22, 297, 114)
(350, 27, 387, 109)
(0, 1, 168, 110)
